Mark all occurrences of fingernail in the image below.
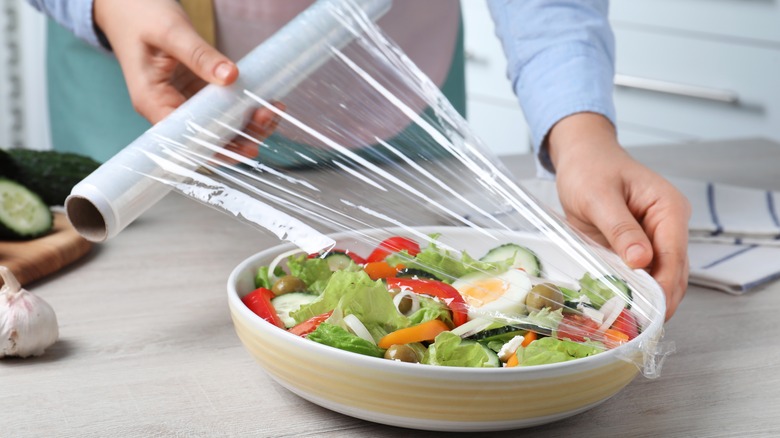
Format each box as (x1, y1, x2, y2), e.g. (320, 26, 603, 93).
(215, 62, 232, 81)
(625, 244, 645, 266)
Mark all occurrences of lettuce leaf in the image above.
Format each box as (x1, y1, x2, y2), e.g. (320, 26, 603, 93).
(406, 295, 453, 327)
(285, 254, 333, 293)
(517, 337, 603, 367)
(424, 331, 498, 368)
(254, 265, 286, 289)
(306, 323, 385, 358)
(290, 270, 409, 339)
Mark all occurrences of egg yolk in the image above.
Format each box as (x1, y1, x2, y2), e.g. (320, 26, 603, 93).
(459, 278, 508, 308)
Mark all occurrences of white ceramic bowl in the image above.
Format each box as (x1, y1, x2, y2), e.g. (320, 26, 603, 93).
(227, 226, 665, 432)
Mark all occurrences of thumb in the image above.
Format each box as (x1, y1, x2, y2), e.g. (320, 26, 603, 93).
(589, 197, 654, 269)
(157, 17, 239, 86)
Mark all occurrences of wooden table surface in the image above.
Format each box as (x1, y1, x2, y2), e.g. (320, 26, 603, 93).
(3, 138, 779, 437)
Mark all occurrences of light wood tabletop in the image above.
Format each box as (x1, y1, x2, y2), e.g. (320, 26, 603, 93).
(2, 138, 779, 437)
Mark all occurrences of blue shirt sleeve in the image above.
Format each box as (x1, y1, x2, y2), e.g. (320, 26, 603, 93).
(486, 0, 616, 178)
(25, 0, 103, 49)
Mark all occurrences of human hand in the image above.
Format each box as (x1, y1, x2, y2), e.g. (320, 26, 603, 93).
(547, 113, 691, 320)
(93, 0, 279, 159)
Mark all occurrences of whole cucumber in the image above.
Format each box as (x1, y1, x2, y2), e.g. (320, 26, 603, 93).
(0, 149, 100, 206)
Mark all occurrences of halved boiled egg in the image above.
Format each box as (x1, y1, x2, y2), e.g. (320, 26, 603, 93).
(452, 269, 532, 320)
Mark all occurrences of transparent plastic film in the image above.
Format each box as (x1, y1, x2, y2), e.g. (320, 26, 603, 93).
(67, 0, 670, 377)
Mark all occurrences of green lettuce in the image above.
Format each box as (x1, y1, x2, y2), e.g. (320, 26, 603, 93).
(285, 254, 333, 293)
(306, 323, 385, 358)
(290, 270, 409, 339)
(517, 337, 603, 367)
(525, 308, 564, 331)
(424, 332, 498, 368)
(406, 295, 453, 327)
(578, 273, 630, 309)
(254, 265, 286, 289)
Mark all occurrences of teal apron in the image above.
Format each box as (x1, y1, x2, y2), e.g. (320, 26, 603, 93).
(45, 16, 465, 165)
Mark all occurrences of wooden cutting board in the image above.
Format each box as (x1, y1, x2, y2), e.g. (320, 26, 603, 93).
(0, 212, 92, 287)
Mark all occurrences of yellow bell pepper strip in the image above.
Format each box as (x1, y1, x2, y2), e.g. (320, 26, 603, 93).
(378, 319, 449, 349)
(521, 330, 537, 347)
(603, 328, 630, 349)
(386, 277, 469, 327)
(364, 261, 404, 281)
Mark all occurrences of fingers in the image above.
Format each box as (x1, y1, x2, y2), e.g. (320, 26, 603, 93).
(646, 198, 691, 320)
(157, 16, 238, 86)
(584, 191, 655, 270)
(246, 102, 287, 139)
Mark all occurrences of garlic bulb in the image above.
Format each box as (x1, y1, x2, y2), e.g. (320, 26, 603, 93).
(1, 266, 59, 358)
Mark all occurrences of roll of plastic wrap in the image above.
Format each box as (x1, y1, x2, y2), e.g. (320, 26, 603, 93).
(65, 0, 392, 249)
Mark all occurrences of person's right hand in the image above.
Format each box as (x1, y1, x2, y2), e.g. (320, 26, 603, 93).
(547, 113, 691, 320)
(93, 0, 282, 160)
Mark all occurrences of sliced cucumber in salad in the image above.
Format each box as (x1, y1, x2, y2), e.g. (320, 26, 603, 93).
(271, 292, 319, 328)
(480, 243, 541, 276)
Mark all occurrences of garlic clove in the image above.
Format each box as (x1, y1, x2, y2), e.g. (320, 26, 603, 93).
(1, 266, 59, 358)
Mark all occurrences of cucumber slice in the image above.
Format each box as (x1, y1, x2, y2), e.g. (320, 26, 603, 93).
(324, 252, 356, 271)
(271, 292, 319, 328)
(0, 178, 53, 240)
(480, 243, 541, 276)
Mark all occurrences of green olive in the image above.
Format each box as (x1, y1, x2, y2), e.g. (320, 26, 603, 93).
(384, 344, 420, 363)
(525, 283, 564, 312)
(271, 275, 306, 295)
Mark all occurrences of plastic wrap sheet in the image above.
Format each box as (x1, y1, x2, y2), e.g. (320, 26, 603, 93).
(66, 0, 671, 376)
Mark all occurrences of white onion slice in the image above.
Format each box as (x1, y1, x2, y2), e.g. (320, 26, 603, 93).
(267, 248, 306, 284)
(343, 314, 376, 345)
(392, 289, 420, 316)
(598, 296, 625, 332)
(450, 317, 493, 338)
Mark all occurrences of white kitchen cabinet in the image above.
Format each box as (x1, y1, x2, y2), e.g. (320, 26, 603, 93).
(611, 1, 780, 147)
(460, 0, 780, 153)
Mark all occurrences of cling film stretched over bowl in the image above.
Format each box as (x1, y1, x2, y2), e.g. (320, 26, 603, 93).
(243, 227, 668, 375)
(71, 0, 671, 378)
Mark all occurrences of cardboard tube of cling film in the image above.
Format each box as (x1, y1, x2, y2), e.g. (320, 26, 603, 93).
(65, 0, 391, 254)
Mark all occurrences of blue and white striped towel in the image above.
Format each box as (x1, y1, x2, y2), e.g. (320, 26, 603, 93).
(433, 178, 780, 295)
(669, 177, 780, 247)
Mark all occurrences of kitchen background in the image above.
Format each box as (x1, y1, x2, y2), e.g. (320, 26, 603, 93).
(2, 0, 780, 157)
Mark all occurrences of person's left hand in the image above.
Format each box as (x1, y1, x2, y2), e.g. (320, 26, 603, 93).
(547, 113, 691, 320)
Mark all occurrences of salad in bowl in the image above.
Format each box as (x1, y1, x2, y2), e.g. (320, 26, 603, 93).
(241, 231, 642, 369)
(226, 226, 665, 431)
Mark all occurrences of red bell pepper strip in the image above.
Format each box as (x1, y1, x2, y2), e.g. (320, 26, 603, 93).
(289, 311, 333, 337)
(241, 287, 284, 328)
(610, 308, 639, 340)
(386, 277, 468, 327)
(366, 237, 420, 263)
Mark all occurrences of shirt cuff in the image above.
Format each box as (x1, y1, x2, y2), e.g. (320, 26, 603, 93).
(513, 43, 616, 179)
(69, 0, 104, 49)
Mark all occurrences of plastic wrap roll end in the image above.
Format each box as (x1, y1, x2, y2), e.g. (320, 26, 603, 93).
(65, 183, 118, 243)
